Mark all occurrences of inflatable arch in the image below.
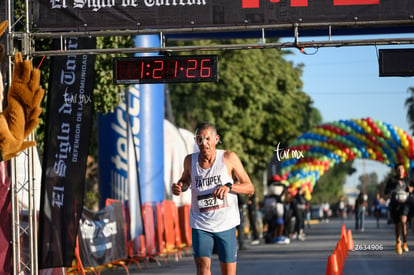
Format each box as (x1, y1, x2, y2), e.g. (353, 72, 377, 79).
(276, 117, 414, 197)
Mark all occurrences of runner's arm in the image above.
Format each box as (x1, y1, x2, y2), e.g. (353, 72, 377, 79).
(172, 154, 192, 195)
(225, 151, 255, 197)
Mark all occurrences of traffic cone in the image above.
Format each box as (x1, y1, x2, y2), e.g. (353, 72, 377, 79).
(331, 252, 341, 275)
(325, 255, 333, 275)
(347, 229, 354, 251)
(326, 254, 340, 275)
(340, 236, 348, 258)
(335, 242, 345, 271)
(341, 224, 348, 243)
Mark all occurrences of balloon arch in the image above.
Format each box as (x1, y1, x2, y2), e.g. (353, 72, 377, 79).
(277, 117, 414, 198)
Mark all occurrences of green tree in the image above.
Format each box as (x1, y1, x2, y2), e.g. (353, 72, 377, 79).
(357, 172, 380, 206)
(311, 161, 356, 204)
(169, 39, 321, 192)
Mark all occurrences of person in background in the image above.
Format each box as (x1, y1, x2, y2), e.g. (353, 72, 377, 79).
(372, 193, 382, 229)
(401, 167, 414, 248)
(237, 193, 247, 250)
(384, 163, 410, 255)
(263, 176, 290, 244)
(284, 192, 295, 239)
(402, 183, 414, 233)
(321, 201, 330, 223)
(337, 196, 346, 222)
(305, 202, 312, 229)
(172, 122, 255, 275)
(247, 194, 260, 245)
(355, 192, 367, 232)
(293, 187, 307, 241)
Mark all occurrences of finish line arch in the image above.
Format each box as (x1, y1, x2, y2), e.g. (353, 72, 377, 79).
(276, 117, 414, 197)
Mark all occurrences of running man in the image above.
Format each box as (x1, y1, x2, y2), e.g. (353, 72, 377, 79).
(172, 122, 254, 275)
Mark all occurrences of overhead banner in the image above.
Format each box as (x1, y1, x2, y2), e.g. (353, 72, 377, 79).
(38, 37, 96, 268)
(34, 0, 414, 32)
(78, 203, 126, 268)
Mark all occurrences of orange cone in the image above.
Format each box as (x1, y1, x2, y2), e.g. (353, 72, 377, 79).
(347, 229, 354, 251)
(341, 224, 348, 243)
(325, 255, 333, 275)
(340, 237, 348, 258)
(335, 243, 345, 271)
(331, 252, 341, 275)
(326, 254, 340, 275)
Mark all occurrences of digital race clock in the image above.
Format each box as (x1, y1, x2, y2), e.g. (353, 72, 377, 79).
(113, 55, 218, 84)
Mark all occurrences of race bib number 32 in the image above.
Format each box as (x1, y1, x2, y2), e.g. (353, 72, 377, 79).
(197, 193, 227, 212)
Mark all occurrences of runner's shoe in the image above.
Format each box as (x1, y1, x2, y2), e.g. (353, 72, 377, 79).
(396, 242, 402, 255)
(403, 242, 409, 252)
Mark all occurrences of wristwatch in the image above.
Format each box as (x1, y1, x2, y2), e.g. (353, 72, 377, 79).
(225, 182, 232, 191)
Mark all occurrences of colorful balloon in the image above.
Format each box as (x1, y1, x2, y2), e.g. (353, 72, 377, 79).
(275, 117, 414, 198)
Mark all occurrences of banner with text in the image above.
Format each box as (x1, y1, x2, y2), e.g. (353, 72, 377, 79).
(38, 37, 96, 268)
(98, 85, 144, 243)
(78, 202, 126, 267)
(34, 0, 414, 33)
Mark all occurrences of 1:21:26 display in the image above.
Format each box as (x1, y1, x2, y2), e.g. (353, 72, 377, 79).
(113, 55, 218, 84)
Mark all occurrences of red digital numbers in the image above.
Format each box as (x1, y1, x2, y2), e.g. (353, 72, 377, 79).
(166, 60, 178, 78)
(152, 60, 163, 79)
(200, 59, 212, 78)
(186, 60, 197, 78)
(185, 59, 212, 78)
(114, 56, 218, 84)
(242, 0, 379, 8)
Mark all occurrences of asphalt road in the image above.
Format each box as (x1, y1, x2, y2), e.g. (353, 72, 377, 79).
(101, 216, 414, 275)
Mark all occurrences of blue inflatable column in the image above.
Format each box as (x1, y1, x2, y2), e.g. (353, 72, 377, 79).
(134, 35, 165, 203)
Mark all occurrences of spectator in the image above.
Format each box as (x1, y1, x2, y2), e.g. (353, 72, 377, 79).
(247, 194, 260, 245)
(372, 193, 382, 228)
(321, 202, 330, 223)
(263, 176, 290, 244)
(355, 192, 367, 232)
(401, 167, 414, 251)
(337, 196, 346, 222)
(293, 187, 307, 241)
(237, 194, 247, 250)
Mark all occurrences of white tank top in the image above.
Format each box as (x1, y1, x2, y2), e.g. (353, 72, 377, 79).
(189, 150, 240, 232)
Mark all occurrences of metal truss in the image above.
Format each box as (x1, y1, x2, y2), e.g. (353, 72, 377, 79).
(8, 1, 38, 275)
(17, 19, 414, 57)
(5, 1, 414, 275)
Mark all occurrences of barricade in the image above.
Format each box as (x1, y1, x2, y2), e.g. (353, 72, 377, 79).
(161, 200, 187, 260)
(68, 200, 192, 273)
(68, 201, 128, 274)
(178, 204, 192, 247)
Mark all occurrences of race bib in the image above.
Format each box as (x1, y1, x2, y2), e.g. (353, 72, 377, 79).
(395, 190, 409, 203)
(197, 193, 227, 212)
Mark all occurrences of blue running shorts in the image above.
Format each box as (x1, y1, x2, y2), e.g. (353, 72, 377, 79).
(192, 227, 238, 263)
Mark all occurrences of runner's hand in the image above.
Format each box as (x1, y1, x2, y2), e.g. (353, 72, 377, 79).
(172, 182, 183, 196)
(213, 184, 231, 200)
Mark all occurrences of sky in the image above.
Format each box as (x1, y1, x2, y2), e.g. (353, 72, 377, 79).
(281, 33, 414, 188)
